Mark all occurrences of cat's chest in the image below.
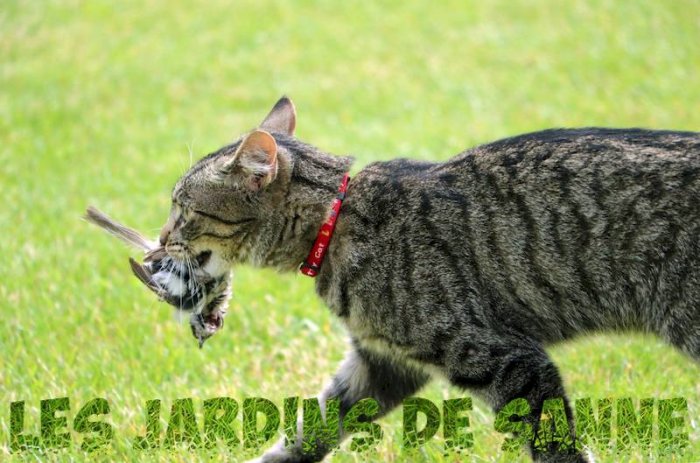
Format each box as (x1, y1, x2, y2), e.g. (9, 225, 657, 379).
(318, 254, 422, 346)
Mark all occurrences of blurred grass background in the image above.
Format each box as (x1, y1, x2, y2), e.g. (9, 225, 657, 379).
(1, 0, 699, 461)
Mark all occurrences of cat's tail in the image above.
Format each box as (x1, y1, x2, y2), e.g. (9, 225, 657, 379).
(84, 206, 157, 252)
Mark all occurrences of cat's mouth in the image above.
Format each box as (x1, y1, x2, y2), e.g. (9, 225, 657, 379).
(165, 242, 209, 263)
(195, 250, 211, 267)
(164, 242, 214, 272)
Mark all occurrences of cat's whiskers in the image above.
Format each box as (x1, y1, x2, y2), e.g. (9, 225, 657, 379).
(173, 143, 190, 178)
(184, 253, 198, 314)
(161, 258, 178, 304)
(186, 141, 195, 170)
(172, 258, 186, 312)
(161, 260, 178, 309)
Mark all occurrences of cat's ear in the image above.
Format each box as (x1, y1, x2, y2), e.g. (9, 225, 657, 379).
(222, 129, 278, 191)
(259, 96, 296, 136)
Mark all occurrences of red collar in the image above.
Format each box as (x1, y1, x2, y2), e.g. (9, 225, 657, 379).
(299, 173, 351, 277)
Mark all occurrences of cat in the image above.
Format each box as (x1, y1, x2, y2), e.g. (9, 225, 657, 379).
(144, 96, 699, 462)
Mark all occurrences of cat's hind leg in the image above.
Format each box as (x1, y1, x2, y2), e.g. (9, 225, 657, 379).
(661, 302, 700, 363)
(251, 341, 430, 463)
(654, 230, 700, 363)
(657, 266, 700, 363)
(445, 332, 589, 463)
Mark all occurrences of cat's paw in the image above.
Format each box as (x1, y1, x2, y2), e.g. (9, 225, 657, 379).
(244, 453, 299, 463)
(246, 440, 312, 463)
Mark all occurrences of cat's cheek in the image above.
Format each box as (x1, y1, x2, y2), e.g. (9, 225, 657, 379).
(202, 252, 231, 277)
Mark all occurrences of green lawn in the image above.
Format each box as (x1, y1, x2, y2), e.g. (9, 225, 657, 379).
(1, 1, 699, 461)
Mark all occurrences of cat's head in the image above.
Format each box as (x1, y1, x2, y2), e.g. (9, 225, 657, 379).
(159, 97, 303, 278)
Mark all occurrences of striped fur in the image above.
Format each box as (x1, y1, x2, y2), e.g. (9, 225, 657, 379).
(163, 99, 700, 463)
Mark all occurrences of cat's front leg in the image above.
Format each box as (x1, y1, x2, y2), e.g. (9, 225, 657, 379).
(446, 333, 589, 463)
(250, 342, 431, 463)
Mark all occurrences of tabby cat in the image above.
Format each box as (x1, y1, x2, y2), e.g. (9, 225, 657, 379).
(144, 97, 700, 462)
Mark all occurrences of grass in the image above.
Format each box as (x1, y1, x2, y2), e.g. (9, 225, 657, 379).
(1, 0, 699, 461)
